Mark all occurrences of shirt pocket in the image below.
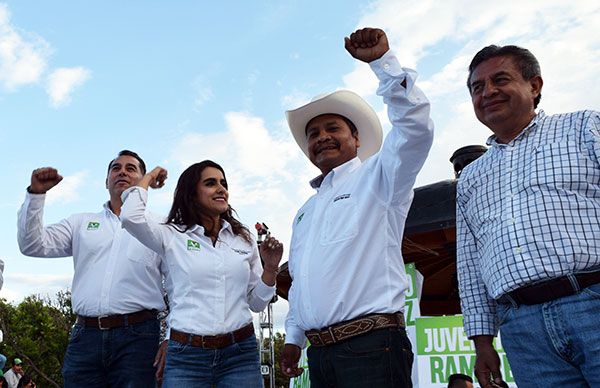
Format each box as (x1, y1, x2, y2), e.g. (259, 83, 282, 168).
(320, 197, 358, 245)
(125, 237, 160, 267)
(530, 140, 589, 187)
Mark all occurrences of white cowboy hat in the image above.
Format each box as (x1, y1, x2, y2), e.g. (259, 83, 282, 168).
(286, 90, 383, 161)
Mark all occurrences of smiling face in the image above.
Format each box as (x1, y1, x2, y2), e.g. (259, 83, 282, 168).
(105, 155, 144, 198)
(469, 55, 543, 143)
(306, 114, 360, 176)
(195, 166, 229, 219)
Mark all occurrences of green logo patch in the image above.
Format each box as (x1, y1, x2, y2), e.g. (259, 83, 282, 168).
(87, 222, 100, 230)
(187, 239, 201, 251)
(296, 212, 305, 225)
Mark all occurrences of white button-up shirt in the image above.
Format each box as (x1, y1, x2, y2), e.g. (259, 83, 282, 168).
(285, 51, 434, 347)
(17, 192, 166, 316)
(120, 187, 275, 336)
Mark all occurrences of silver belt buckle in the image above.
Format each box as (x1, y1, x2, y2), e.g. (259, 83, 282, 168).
(97, 315, 110, 330)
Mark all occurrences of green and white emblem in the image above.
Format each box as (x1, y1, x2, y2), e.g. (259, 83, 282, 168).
(87, 221, 100, 230)
(187, 239, 201, 251)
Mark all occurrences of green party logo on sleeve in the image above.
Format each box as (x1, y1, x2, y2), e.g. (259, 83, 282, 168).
(87, 222, 100, 230)
(296, 212, 305, 225)
(187, 239, 201, 251)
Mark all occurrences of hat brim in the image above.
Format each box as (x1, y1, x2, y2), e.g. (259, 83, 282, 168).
(286, 90, 383, 161)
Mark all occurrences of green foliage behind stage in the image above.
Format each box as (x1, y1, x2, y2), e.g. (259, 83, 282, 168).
(0, 291, 75, 388)
(0, 291, 292, 388)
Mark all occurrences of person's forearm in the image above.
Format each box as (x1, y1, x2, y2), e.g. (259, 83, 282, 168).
(261, 266, 277, 286)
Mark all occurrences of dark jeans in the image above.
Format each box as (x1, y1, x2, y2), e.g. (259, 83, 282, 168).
(162, 334, 263, 388)
(307, 327, 414, 388)
(62, 319, 159, 388)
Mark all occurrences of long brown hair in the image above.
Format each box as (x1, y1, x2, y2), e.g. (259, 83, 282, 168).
(165, 160, 252, 243)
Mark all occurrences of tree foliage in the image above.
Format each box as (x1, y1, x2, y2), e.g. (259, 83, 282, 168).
(0, 290, 75, 387)
(0, 290, 293, 388)
(263, 331, 291, 388)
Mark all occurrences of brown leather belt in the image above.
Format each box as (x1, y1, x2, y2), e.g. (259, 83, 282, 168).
(497, 270, 600, 306)
(76, 309, 157, 330)
(170, 323, 254, 349)
(305, 312, 405, 347)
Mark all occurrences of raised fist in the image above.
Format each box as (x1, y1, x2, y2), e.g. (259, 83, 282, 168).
(30, 167, 63, 194)
(344, 28, 389, 63)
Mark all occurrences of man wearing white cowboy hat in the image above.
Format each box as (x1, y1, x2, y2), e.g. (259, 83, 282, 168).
(281, 27, 433, 387)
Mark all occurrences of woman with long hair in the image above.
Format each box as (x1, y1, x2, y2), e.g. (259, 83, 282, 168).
(120, 160, 282, 387)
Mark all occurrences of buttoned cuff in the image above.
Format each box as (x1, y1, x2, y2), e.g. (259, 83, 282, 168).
(255, 279, 276, 301)
(463, 313, 498, 338)
(121, 186, 147, 203)
(370, 50, 403, 78)
(369, 50, 418, 97)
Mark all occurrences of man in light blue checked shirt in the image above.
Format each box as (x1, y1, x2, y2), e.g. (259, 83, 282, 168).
(457, 44, 600, 388)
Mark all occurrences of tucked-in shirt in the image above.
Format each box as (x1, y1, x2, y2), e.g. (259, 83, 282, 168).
(17, 192, 166, 316)
(120, 187, 275, 336)
(284, 50, 434, 347)
(457, 110, 600, 337)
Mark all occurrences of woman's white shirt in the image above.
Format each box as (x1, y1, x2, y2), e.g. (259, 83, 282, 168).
(121, 186, 274, 335)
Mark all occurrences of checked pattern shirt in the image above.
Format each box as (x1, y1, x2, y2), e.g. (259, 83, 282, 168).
(456, 110, 600, 337)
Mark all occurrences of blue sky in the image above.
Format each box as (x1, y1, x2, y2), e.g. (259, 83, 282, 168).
(1, 1, 599, 330)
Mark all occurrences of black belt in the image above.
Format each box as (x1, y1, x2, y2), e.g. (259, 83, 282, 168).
(497, 270, 600, 306)
(76, 309, 157, 330)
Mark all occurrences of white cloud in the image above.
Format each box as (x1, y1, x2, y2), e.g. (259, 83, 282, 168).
(342, 63, 378, 97)
(0, 3, 50, 90)
(167, 111, 317, 256)
(7, 272, 72, 288)
(342, 0, 600, 185)
(1, 272, 73, 303)
(46, 67, 91, 108)
(281, 90, 312, 110)
(46, 171, 89, 205)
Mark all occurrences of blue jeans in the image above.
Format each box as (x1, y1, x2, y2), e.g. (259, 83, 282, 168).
(62, 319, 159, 388)
(497, 282, 600, 387)
(306, 327, 414, 388)
(162, 333, 263, 388)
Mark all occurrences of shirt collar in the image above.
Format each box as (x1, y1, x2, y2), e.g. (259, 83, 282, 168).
(186, 218, 232, 235)
(486, 110, 546, 147)
(309, 157, 361, 189)
(102, 201, 117, 217)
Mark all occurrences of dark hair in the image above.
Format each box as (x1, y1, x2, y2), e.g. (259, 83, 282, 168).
(16, 375, 33, 388)
(305, 114, 359, 136)
(467, 45, 542, 108)
(447, 373, 473, 387)
(106, 150, 147, 176)
(165, 160, 252, 242)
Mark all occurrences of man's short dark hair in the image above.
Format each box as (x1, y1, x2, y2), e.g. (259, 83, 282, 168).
(448, 373, 473, 387)
(305, 114, 359, 136)
(107, 150, 146, 176)
(467, 44, 542, 108)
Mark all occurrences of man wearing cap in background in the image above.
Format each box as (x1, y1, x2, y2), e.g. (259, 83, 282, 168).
(281, 27, 433, 387)
(4, 358, 23, 388)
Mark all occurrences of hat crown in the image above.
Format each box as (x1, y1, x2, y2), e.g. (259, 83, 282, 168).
(286, 89, 383, 162)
